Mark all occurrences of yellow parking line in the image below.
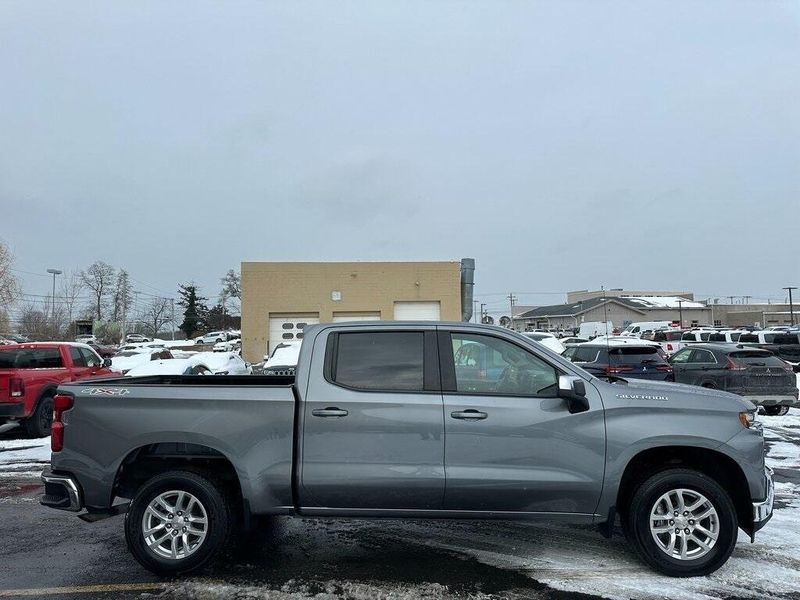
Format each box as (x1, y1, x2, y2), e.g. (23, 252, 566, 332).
(0, 582, 165, 597)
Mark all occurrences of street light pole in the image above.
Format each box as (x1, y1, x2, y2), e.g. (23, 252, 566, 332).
(677, 299, 684, 328)
(46, 268, 62, 334)
(784, 287, 797, 326)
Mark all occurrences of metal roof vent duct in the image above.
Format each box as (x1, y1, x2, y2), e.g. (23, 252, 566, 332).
(460, 258, 475, 322)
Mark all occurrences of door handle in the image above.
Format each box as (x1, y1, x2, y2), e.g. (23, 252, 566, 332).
(312, 407, 349, 418)
(451, 409, 488, 420)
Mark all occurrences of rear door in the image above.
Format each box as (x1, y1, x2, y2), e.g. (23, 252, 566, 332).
(440, 329, 605, 514)
(68, 346, 90, 380)
(300, 327, 444, 509)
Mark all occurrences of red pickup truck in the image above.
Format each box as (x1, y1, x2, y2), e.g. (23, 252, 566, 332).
(0, 343, 113, 437)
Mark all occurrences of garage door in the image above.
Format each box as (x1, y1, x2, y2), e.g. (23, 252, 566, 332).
(332, 312, 381, 323)
(268, 314, 319, 354)
(392, 301, 441, 321)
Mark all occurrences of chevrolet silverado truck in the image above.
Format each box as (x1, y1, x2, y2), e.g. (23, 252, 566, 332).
(40, 322, 773, 577)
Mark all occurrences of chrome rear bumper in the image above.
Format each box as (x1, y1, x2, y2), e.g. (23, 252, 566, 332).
(40, 471, 83, 512)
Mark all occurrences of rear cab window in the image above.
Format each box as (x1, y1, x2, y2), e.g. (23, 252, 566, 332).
(0, 348, 64, 369)
(330, 331, 425, 391)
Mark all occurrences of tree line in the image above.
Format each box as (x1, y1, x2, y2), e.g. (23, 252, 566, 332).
(0, 240, 241, 342)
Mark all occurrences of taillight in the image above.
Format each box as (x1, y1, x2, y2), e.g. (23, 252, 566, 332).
(604, 366, 633, 374)
(667, 344, 673, 352)
(725, 357, 747, 371)
(10, 377, 24, 398)
(51, 394, 74, 452)
(656, 365, 673, 372)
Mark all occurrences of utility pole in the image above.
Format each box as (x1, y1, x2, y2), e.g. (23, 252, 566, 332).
(677, 299, 684, 328)
(480, 303, 487, 324)
(507, 293, 517, 329)
(784, 287, 797, 326)
(121, 285, 127, 343)
(46, 268, 62, 335)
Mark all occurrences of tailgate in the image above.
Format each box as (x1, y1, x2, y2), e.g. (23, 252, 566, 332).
(744, 366, 795, 392)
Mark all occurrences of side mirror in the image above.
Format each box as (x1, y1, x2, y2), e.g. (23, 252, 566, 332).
(103, 358, 112, 368)
(558, 375, 589, 414)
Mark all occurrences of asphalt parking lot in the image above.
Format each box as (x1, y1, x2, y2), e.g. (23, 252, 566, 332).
(1, 416, 799, 600)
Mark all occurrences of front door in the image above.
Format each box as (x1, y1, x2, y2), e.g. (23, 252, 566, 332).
(300, 328, 444, 509)
(440, 329, 605, 514)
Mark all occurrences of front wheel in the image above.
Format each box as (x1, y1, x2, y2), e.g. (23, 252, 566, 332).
(125, 471, 233, 575)
(624, 468, 737, 577)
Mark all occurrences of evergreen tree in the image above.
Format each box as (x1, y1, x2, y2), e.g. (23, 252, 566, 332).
(177, 283, 208, 338)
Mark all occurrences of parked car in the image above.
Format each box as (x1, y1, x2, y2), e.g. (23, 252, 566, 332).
(42, 322, 773, 577)
(562, 343, 673, 380)
(74, 334, 97, 345)
(558, 336, 589, 345)
(110, 348, 175, 374)
(1, 333, 31, 343)
(195, 331, 228, 345)
(680, 330, 714, 343)
(125, 357, 212, 377)
(651, 329, 688, 356)
(738, 332, 800, 371)
(577, 321, 613, 339)
(521, 331, 566, 354)
(213, 338, 242, 353)
(262, 341, 302, 375)
(668, 344, 799, 415)
(0, 343, 112, 436)
(125, 334, 152, 344)
(620, 321, 674, 337)
(707, 330, 747, 344)
(194, 351, 252, 375)
(87, 341, 118, 358)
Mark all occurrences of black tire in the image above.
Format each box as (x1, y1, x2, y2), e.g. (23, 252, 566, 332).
(125, 470, 233, 575)
(23, 394, 54, 438)
(624, 468, 737, 577)
(763, 406, 789, 416)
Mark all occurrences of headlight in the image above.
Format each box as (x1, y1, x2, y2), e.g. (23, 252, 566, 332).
(739, 411, 756, 429)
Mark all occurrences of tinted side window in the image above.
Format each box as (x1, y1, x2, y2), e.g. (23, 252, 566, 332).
(80, 348, 101, 368)
(670, 349, 692, 363)
(689, 349, 716, 364)
(70, 347, 87, 367)
(451, 333, 557, 396)
(334, 332, 424, 391)
(739, 334, 758, 343)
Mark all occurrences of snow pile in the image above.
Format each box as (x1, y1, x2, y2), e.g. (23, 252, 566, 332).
(0, 432, 50, 478)
(623, 296, 706, 309)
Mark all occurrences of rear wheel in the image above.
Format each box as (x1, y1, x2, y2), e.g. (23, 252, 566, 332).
(23, 394, 54, 438)
(624, 468, 737, 577)
(125, 471, 233, 575)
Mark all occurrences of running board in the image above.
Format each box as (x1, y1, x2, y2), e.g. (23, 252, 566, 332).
(78, 502, 130, 522)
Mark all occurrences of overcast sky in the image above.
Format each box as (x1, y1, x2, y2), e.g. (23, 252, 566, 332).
(2, 1, 798, 315)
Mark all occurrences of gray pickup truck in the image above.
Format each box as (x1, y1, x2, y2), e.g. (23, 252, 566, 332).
(41, 322, 773, 578)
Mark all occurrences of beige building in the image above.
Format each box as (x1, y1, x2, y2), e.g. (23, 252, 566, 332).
(241, 260, 470, 362)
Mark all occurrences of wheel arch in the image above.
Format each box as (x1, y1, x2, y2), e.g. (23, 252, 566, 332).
(616, 445, 753, 535)
(113, 442, 246, 518)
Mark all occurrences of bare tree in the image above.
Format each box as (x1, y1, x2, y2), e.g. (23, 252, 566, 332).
(60, 271, 85, 329)
(140, 297, 172, 338)
(220, 269, 241, 315)
(80, 261, 116, 321)
(18, 303, 48, 339)
(0, 240, 20, 305)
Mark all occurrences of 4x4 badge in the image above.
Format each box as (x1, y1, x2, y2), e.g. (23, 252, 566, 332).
(81, 388, 130, 396)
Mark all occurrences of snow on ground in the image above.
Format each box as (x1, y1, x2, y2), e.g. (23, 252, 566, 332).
(0, 424, 50, 478)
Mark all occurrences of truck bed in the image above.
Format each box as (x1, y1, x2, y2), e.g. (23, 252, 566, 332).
(54, 375, 298, 512)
